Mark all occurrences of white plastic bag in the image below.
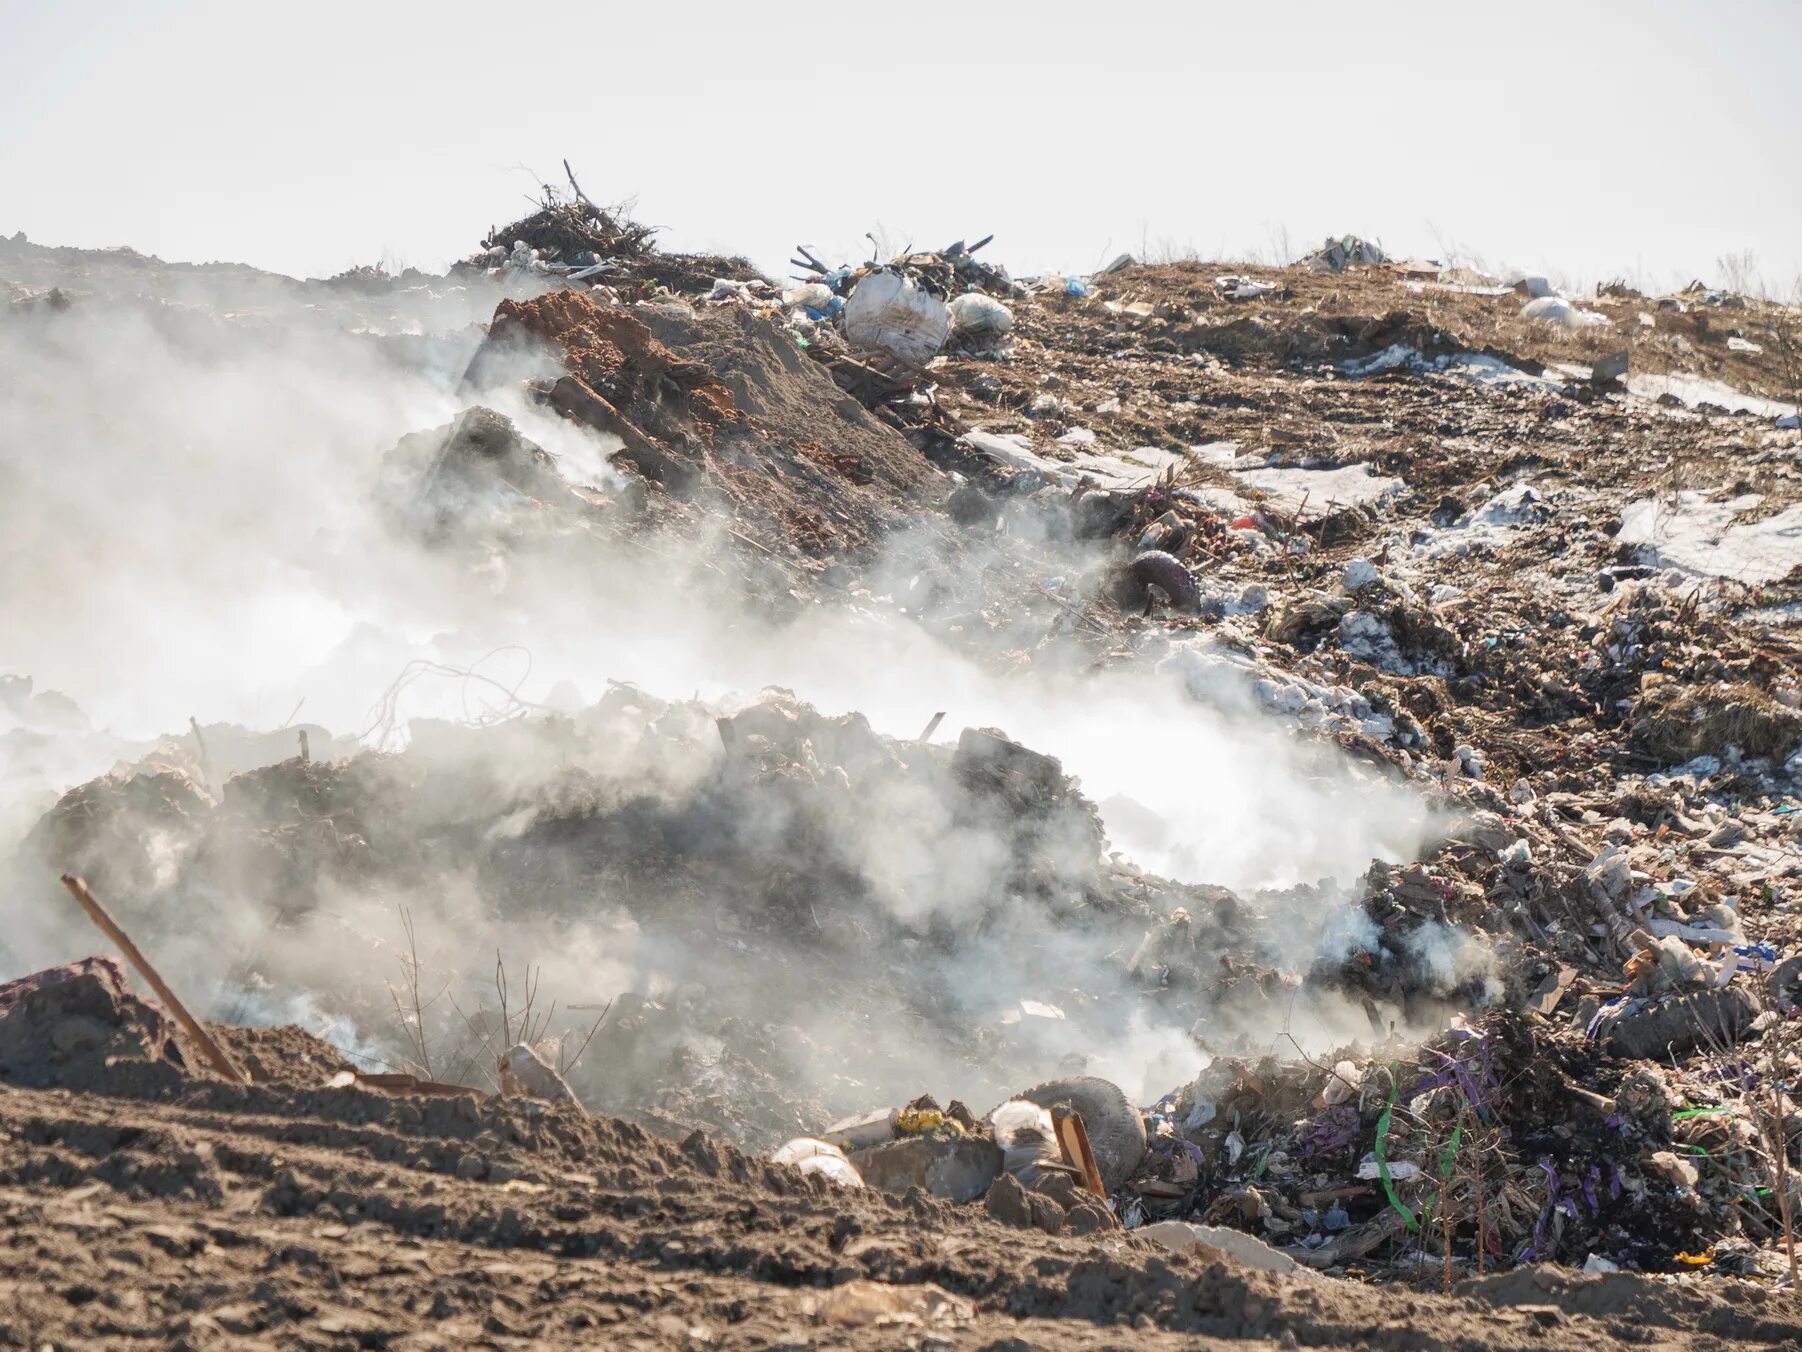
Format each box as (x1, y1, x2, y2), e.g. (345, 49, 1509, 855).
(988, 1099, 1060, 1188)
(772, 1137, 864, 1188)
(948, 292, 1014, 344)
(843, 271, 949, 367)
(782, 282, 833, 310)
(1522, 295, 1611, 329)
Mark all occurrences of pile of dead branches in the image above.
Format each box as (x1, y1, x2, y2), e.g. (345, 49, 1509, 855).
(480, 161, 657, 262)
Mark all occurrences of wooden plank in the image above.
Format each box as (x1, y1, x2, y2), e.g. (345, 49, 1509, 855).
(1052, 1110, 1108, 1199)
(59, 874, 247, 1085)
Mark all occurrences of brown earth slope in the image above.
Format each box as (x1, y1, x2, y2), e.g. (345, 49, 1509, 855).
(3, 1003, 1799, 1352)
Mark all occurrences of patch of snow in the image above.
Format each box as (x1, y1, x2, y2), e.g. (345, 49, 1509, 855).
(1617, 492, 1802, 586)
(1342, 343, 1416, 377)
(1340, 345, 1557, 390)
(1626, 373, 1797, 419)
(1473, 482, 1547, 528)
(1394, 481, 1546, 562)
(964, 429, 1207, 493)
(1419, 282, 1513, 297)
(1232, 463, 1406, 517)
(1339, 610, 1418, 674)
(1429, 351, 1556, 387)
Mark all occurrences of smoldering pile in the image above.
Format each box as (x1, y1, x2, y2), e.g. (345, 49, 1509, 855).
(9, 197, 1801, 1304)
(4, 658, 1509, 1158)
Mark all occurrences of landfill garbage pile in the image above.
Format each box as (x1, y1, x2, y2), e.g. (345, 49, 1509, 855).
(4, 685, 1337, 1151)
(1300, 234, 1389, 272)
(4, 199, 1802, 1348)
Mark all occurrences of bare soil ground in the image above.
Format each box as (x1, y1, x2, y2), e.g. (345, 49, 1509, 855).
(5, 1041, 1800, 1352)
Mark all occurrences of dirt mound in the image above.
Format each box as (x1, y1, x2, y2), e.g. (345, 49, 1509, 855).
(1632, 681, 1802, 763)
(210, 1020, 356, 1086)
(377, 405, 613, 543)
(7, 689, 1233, 1148)
(0, 957, 189, 1093)
(1, 1041, 1797, 1350)
(18, 770, 213, 905)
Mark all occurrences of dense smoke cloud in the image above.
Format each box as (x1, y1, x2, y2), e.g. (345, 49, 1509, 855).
(0, 255, 1449, 1130)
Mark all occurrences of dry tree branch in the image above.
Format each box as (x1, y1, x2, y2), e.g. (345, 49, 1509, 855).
(560, 999, 614, 1077)
(383, 905, 449, 1078)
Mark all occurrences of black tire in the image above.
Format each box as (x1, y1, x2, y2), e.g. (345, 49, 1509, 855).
(1770, 955, 1802, 1013)
(1009, 1076, 1146, 1192)
(1594, 985, 1761, 1060)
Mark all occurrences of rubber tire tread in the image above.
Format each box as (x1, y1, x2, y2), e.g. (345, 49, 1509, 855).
(1010, 1075, 1146, 1192)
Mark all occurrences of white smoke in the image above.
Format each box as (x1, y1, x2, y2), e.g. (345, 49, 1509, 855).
(0, 251, 1449, 1127)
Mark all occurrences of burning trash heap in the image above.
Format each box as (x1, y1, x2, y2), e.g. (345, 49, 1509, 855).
(3, 178, 1802, 1343)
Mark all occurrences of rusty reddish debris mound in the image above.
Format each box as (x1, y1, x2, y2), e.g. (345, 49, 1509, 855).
(478, 290, 936, 558)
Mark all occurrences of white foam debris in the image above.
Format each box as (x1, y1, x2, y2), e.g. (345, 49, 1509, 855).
(1158, 642, 1405, 746)
(1617, 492, 1802, 585)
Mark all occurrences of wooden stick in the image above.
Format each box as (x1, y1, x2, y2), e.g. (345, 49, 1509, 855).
(58, 875, 247, 1085)
(188, 716, 213, 789)
(1771, 1081, 1797, 1287)
(918, 712, 946, 742)
(562, 158, 597, 212)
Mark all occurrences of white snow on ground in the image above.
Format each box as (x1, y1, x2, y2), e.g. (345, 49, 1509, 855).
(1231, 463, 1406, 517)
(1343, 343, 1798, 426)
(963, 430, 1198, 492)
(1432, 352, 1557, 388)
(1617, 492, 1802, 586)
(1399, 482, 1548, 562)
(1624, 372, 1798, 419)
(1340, 345, 1560, 390)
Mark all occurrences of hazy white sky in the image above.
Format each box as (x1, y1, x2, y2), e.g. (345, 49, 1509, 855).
(3, 0, 1798, 290)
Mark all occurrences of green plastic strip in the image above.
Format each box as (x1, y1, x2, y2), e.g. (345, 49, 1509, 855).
(1374, 1062, 1419, 1232)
